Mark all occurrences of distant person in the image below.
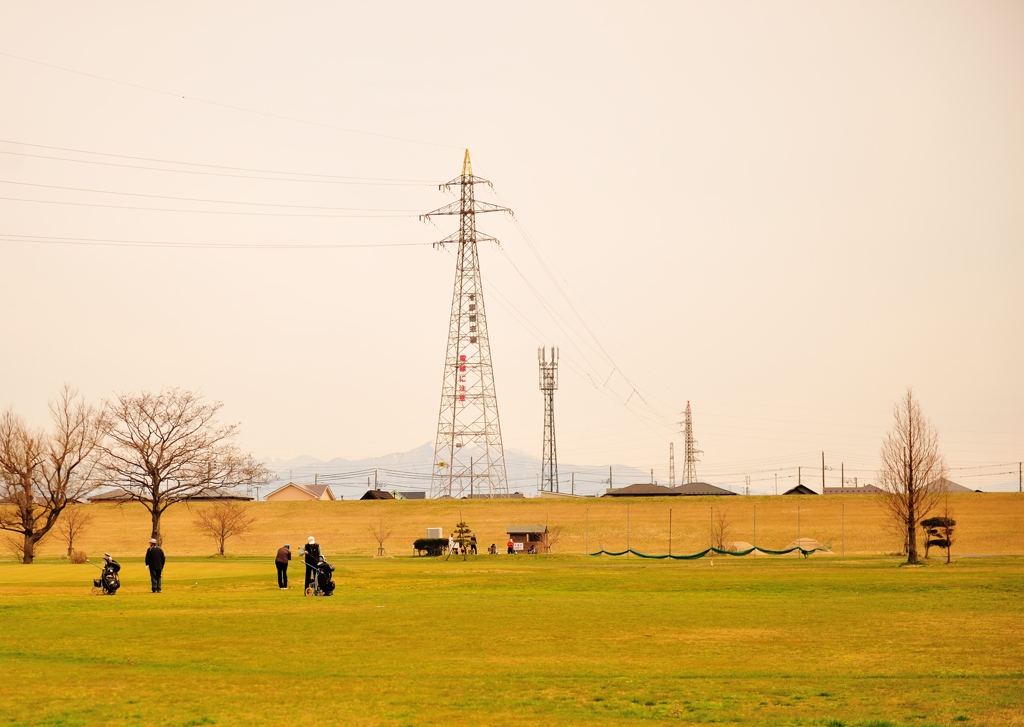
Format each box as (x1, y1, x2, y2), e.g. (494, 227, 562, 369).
(448, 533, 456, 555)
(300, 536, 321, 590)
(470, 536, 478, 555)
(145, 537, 165, 593)
(275, 543, 291, 590)
(507, 537, 516, 554)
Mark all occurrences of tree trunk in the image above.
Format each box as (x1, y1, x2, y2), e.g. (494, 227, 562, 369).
(218, 537, 225, 556)
(22, 532, 35, 564)
(150, 508, 162, 546)
(906, 499, 918, 564)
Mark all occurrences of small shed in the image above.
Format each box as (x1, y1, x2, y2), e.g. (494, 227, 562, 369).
(506, 525, 549, 554)
(782, 484, 818, 496)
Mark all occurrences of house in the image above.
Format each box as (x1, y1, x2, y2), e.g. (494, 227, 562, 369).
(604, 483, 680, 497)
(671, 482, 737, 496)
(783, 484, 818, 495)
(506, 525, 549, 554)
(264, 482, 336, 502)
(394, 491, 426, 500)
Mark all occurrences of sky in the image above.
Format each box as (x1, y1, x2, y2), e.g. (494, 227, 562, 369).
(1, 1, 1021, 494)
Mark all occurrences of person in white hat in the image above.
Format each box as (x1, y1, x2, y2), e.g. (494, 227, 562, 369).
(145, 537, 165, 593)
(299, 536, 320, 590)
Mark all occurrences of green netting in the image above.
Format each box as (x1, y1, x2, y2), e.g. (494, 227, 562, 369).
(589, 545, 825, 559)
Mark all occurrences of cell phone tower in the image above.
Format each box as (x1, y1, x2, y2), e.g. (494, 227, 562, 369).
(538, 346, 559, 492)
(423, 150, 512, 499)
(680, 401, 703, 484)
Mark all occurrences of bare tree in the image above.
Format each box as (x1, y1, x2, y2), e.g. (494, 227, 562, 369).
(878, 388, 946, 565)
(191, 500, 256, 555)
(99, 389, 271, 544)
(57, 506, 95, 558)
(545, 525, 566, 553)
(0, 387, 104, 563)
(368, 517, 392, 556)
(712, 507, 731, 550)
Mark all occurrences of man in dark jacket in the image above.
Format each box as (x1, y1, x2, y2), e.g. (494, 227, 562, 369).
(299, 536, 320, 590)
(145, 538, 165, 593)
(275, 544, 291, 589)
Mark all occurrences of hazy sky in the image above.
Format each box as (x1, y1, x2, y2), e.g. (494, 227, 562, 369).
(1, 2, 1021, 493)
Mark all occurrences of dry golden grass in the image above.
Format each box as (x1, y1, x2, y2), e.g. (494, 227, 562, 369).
(19, 491, 1023, 560)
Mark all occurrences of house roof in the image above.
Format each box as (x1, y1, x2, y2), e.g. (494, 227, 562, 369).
(605, 483, 680, 497)
(507, 525, 548, 534)
(360, 489, 395, 500)
(783, 484, 818, 495)
(671, 482, 737, 496)
(264, 482, 335, 500)
(90, 487, 252, 502)
(931, 477, 975, 493)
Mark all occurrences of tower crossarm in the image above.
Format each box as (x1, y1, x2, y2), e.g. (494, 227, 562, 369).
(440, 174, 496, 190)
(420, 199, 512, 219)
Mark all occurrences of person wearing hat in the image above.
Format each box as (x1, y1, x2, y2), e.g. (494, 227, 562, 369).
(145, 537, 166, 593)
(299, 536, 320, 590)
(275, 543, 291, 590)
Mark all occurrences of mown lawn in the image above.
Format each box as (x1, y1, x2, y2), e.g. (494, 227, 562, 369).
(0, 555, 1021, 726)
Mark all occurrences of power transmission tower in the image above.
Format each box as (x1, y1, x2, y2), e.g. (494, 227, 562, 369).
(538, 346, 559, 492)
(668, 442, 676, 486)
(679, 401, 703, 483)
(424, 151, 512, 499)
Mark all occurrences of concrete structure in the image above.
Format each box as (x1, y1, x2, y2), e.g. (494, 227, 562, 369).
(822, 484, 883, 494)
(264, 483, 336, 502)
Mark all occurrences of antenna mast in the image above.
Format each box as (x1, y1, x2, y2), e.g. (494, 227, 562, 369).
(424, 151, 512, 499)
(538, 346, 559, 492)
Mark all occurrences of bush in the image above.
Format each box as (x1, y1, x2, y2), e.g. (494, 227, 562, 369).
(70, 550, 87, 564)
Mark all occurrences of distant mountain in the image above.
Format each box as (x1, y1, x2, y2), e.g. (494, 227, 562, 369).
(262, 443, 651, 499)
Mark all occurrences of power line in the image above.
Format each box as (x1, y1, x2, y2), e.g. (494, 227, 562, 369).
(0, 52, 462, 150)
(0, 179, 422, 212)
(0, 233, 430, 250)
(0, 138, 442, 183)
(0, 195, 415, 217)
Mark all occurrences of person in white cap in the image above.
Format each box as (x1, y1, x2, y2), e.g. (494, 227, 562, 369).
(145, 537, 165, 593)
(299, 536, 320, 590)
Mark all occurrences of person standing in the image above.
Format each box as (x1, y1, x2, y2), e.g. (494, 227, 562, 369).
(507, 537, 516, 554)
(300, 536, 320, 590)
(145, 538, 165, 593)
(275, 544, 291, 590)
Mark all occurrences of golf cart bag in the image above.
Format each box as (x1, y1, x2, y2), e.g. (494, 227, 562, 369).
(306, 555, 335, 596)
(93, 562, 121, 595)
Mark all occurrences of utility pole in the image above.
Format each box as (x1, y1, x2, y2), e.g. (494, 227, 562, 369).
(609, 466, 613, 491)
(374, 468, 378, 490)
(841, 463, 844, 490)
(798, 466, 802, 487)
(650, 468, 654, 484)
(775, 473, 778, 496)
(745, 475, 751, 496)
(669, 443, 676, 486)
(571, 471, 575, 495)
(821, 451, 825, 493)
(679, 401, 703, 483)
(426, 150, 511, 499)
(538, 346, 559, 493)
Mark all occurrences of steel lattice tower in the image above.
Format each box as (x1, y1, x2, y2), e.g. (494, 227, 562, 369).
(424, 151, 512, 499)
(668, 442, 676, 486)
(680, 401, 703, 484)
(538, 346, 559, 492)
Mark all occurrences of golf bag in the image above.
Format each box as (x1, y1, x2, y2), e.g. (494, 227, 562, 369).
(93, 562, 121, 595)
(306, 555, 335, 596)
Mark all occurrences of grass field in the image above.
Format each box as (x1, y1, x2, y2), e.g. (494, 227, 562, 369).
(1, 554, 1022, 726)
(19, 492, 1024, 560)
